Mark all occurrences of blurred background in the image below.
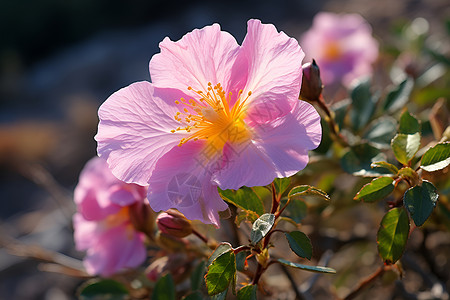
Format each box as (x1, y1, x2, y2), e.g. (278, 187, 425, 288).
(0, 0, 449, 299)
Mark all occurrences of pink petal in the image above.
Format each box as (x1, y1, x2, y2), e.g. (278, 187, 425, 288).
(213, 100, 321, 189)
(96, 82, 187, 185)
(234, 19, 304, 122)
(150, 24, 241, 98)
(73, 213, 99, 251)
(147, 140, 228, 227)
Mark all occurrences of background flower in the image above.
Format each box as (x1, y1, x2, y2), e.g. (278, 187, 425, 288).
(301, 12, 379, 86)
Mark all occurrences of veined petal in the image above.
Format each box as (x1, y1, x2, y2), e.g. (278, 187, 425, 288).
(213, 100, 321, 189)
(96, 82, 186, 185)
(150, 24, 241, 98)
(147, 140, 228, 227)
(231, 19, 304, 121)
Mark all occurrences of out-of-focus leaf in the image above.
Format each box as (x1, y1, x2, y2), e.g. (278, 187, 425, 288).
(250, 213, 275, 244)
(206, 251, 236, 296)
(383, 77, 414, 113)
(377, 208, 409, 264)
(219, 187, 264, 216)
(236, 251, 248, 272)
(208, 243, 233, 266)
(332, 98, 351, 130)
(350, 78, 377, 130)
(282, 198, 307, 223)
(79, 279, 129, 300)
(391, 133, 421, 165)
(371, 161, 399, 175)
(278, 259, 336, 274)
(273, 177, 291, 197)
(285, 231, 313, 260)
(237, 285, 257, 300)
(341, 143, 387, 176)
(420, 142, 450, 172)
(399, 110, 421, 134)
(191, 260, 206, 291)
(183, 291, 203, 300)
(354, 176, 395, 203)
(363, 117, 397, 147)
(211, 290, 227, 300)
(152, 274, 175, 300)
(404, 181, 439, 226)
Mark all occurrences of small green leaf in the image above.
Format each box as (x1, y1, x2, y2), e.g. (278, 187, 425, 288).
(404, 181, 439, 226)
(278, 259, 336, 274)
(211, 290, 227, 300)
(420, 142, 450, 172)
(398, 110, 420, 134)
(391, 133, 421, 165)
(152, 274, 175, 300)
(79, 279, 129, 300)
(208, 243, 233, 266)
(285, 231, 313, 260)
(398, 167, 419, 184)
(183, 291, 203, 300)
(273, 177, 291, 196)
(206, 251, 236, 296)
(350, 78, 377, 130)
(354, 176, 395, 203)
(191, 260, 206, 291)
(250, 213, 275, 244)
(237, 285, 257, 300)
(341, 143, 387, 176)
(282, 199, 308, 223)
(288, 185, 330, 201)
(377, 208, 410, 264)
(370, 161, 399, 175)
(383, 77, 414, 113)
(219, 187, 264, 216)
(363, 117, 397, 147)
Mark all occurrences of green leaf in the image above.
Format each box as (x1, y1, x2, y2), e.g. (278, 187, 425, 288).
(398, 167, 419, 184)
(273, 177, 291, 196)
(211, 290, 227, 300)
(152, 274, 175, 300)
(236, 251, 248, 272)
(363, 117, 397, 147)
(288, 185, 330, 201)
(250, 213, 275, 244)
(282, 199, 307, 223)
(341, 143, 387, 176)
(383, 77, 414, 113)
(398, 110, 420, 134)
(206, 251, 236, 296)
(370, 161, 399, 175)
(79, 279, 129, 300)
(191, 260, 206, 291)
(350, 78, 377, 130)
(420, 142, 450, 172)
(391, 133, 421, 165)
(278, 259, 336, 274)
(237, 285, 257, 300)
(285, 231, 313, 260)
(354, 176, 395, 203)
(208, 243, 233, 266)
(377, 208, 410, 264)
(219, 187, 264, 216)
(182, 291, 203, 300)
(404, 181, 439, 226)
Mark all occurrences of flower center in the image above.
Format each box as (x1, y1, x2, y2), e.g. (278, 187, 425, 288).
(171, 82, 252, 151)
(324, 41, 342, 61)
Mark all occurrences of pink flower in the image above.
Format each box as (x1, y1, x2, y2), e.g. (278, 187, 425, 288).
(73, 157, 147, 276)
(95, 19, 322, 226)
(301, 12, 379, 86)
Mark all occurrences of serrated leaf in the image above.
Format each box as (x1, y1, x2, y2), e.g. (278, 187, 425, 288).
(377, 208, 409, 264)
(398, 110, 420, 134)
(383, 77, 414, 113)
(278, 259, 336, 274)
(250, 213, 275, 244)
(191, 260, 206, 291)
(208, 243, 233, 266)
(350, 78, 377, 130)
(363, 117, 397, 147)
(219, 187, 264, 216)
(79, 279, 129, 300)
(285, 231, 313, 260)
(391, 133, 421, 165)
(404, 181, 439, 226)
(237, 285, 257, 300)
(371, 161, 399, 175)
(206, 251, 236, 296)
(354, 176, 395, 203)
(288, 185, 330, 201)
(341, 143, 388, 176)
(152, 274, 175, 300)
(273, 177, 291, 196)
(420, 142, 450, 172)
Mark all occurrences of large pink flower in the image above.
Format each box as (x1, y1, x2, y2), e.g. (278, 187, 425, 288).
(73, 157, 147, 276)
(301, 12, 379, 86)
(95, 19, 322, 226)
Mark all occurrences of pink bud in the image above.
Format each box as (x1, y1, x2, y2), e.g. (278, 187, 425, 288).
(156, 209, 192, 238)
(300, 60, 323, 102)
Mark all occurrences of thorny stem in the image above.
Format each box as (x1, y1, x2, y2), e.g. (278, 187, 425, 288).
(343, 265, 389, 300)
(316, 95, 349, 148)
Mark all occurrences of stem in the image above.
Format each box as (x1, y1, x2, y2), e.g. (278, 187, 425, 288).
(279, 264, 306, 300)
(270, 182, 279, 214)
(233, 245, 251, 254)
(316, 95, 349, 147)
(252, 263, 263, 285)
(192, 228, 208, 244)
(343, 265, 387, 300)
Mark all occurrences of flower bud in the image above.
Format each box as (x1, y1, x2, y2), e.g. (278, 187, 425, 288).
(156, 209, 192, 238)
(300, 59, 323, 102)
(129, 201, 156, 237)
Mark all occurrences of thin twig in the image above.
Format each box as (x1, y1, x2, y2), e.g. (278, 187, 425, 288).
(343, 265, 387, 300)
